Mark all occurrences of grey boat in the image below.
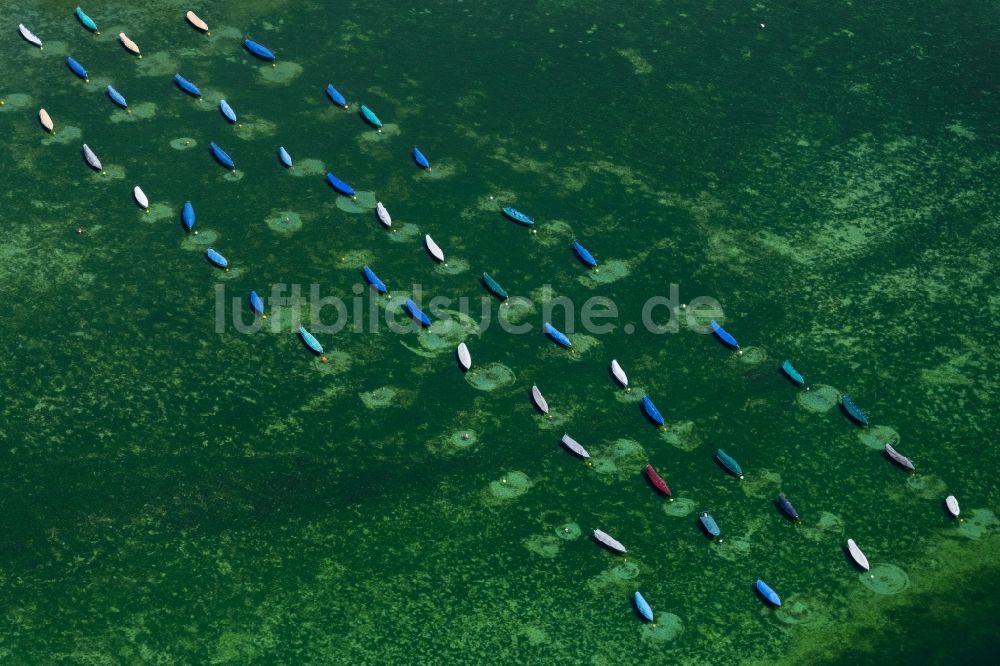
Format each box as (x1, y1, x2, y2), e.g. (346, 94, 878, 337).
(531, 385, 549, 415)
(561, 433, 590, 459)
(593, 529, 627, 554)
(82, 143, 102, 172)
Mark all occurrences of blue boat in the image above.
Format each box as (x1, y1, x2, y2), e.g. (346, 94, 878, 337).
(243, 38, 275, 61)
(710, 319, 740, 349)
(405, 298, 432, 327)
(503, 206, 534, 226)
(181, 201, 195, 232)
(781, 360, 805, 386)
(278, 146, 292, 168)
(249, 291, 264, 317)
(298, 327, 324, 355)
(362, 266, 387, 294)
(174, 74, 202, 98)
(642, 395, 665, 427)
(755, 579, 781, 607)
(219, 100, 237, 124)
(633, 592, 654, 623)
(210, 142, 235, 170)
(325, 172, 355, 198)
(326, 84, 348, 108)
(572, 241, 597, 268)
(699, 511, 720, 538)
(75, 6, 98, 33)
(360, 104, 382, 130)
(777, 493, 799, 521)
(544, 323, 572, 349)
(841, 394, 870, 426)
(106, 85, 127, 109)
(413, 146, 430, 170)
(67, 57, 89, 81)
(205, 248, 228, 269)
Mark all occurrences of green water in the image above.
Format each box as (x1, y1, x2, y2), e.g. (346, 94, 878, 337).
(2, 0, 998, 662)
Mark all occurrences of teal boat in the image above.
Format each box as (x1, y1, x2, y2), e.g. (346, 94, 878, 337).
(781, 360, 805, 386)
(716, 448, 744, 479)
(75, 6, 98, 33)
(360, 104, 383, 131)
(481, 272, 508, 300)
(298, 327, 324, 355)
(502, 206, 534, 226)
(841, 394, 870, 426)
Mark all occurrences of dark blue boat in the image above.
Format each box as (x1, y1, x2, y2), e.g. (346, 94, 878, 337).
(219, 100, 237, 124)
(781, 360, 805, 386)
(175, 74, 202, 98)
(699, 511, 720, 538)
(210, 142, 235, 170)
(755, 579, 781, 607)
(776, 493, 799, 521)
(413, 146, 430, 170)
(841, 394, 870, 426)
(326, 84, 348, 108)
(206, 248, 228, 269)
(67, 57, 89, 81)
(710, 319, 740, 349)
(503, 206, 534, 226)
(243, 38, 275, 61)
(544, 323, 572, 349)
(405, 298, 432, 327)
(278, 146, 292, 168)
(249, 291, 264, 317)
(363, 266, 387, 294)
(325, 172, 355, 197)
(633, 592, 654, 623)
(642, 395, 665, 427)
(106, 85, 127, 109)
(182, 201, 195, 232)
(572, 241, 597, 268)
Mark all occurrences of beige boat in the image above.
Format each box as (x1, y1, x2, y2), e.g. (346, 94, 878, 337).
(119, 33, 141, 57)
(186, 11, 209, 33)
(38, 108, 53, 132)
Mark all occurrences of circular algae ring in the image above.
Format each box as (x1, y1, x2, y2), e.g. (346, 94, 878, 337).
(661, 420, 701, 451)
(360, 386, 397, 409)
(466, 363, 516, 392)
(861, 563, 909, 595)
(796, 384, 840, 413)
(180, 229, 218, 250)
(439, 257, 470, 275)
(858, 425, 899, 451)
(610, 562, 640, 580)
(266, 211, 303, 235)
(739, 346, 767, 365)
(259, 60, 302, 83)
(641, 613, 683, 642)
(775, 595, 819, 625)
(170, 137, 198, 150)
(447, 430, 477, 451)
(663, 497, 696, 517)
(524, 534, 561, 558)
(591, 457, 618, 476)
(555, 522, 581, 540)
(488, 471, 532, 500)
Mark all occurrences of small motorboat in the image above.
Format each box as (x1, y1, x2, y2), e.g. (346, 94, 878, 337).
(278, 146, 292, 168)
(642, 395, 665, 427)
(298, 326, 324, 354)
(544, 322, 571, 348)
(413, 146, 430, 170)
(326, 84, 347, 108)
(645, 464, 671, 498)
(531, 385, 549, 415)
(404, 298, 432, 327)
(133, 185, 149, 210)
(846, 539, 870, 571)
(175, 74, 202, 98)
(610, 359, 628, 389)
(716, 449, 744, 479)
(182, 201, 195, 232)
(219, 100, 237, 124)
(699, 511, 720, 538)
(424, 235, 445, 263)
(205, 247, 228, 269)
(560, 434, 590, 459)
(325, 172, 355, 197)
(457, 343, 472, 371)
(249, 291, 264, 317)
(19, 24, 42, 48)
(106, 85, 128, 109)
(375, 201, 392, 228)
(360, 104, 382, 130)
(243, 38, 275, 61)
(781, 360, 805, 386)
(502, 206, 534, 226)
(710, 319, 740, 349)
(572, 241, 597, 268)
(755, 580, 781, 607)
(884, 443, 914, 472)
(841, 394, 870, 426)
(119, 33, 140, 57)
(593, 529, 626, 554)
(634, 592, 654, 623)
(944, 495, 960, 519)
(186, 11, 209, 33)
(776, 493, 799, 521)
(362, 266, 387, 294)
(210, 142, 235, 170)
(482, 272, 508, 301)
(75, 6, 98, 33)
(38, 109, 54, 132)
(67, 57, 89, 82)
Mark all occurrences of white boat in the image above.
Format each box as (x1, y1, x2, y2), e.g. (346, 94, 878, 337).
(846, 539, 870, 571)
(593, 529, 627, 554)
(82, 144, 103, 171)
(561, 433, 590, 459)
(133, 185, 149, 209)
(375, 201, 391, 228)
(425, 234, 444, 262)
(457, 343, 471, 371)
(19, 24, 42, 48)
(38, 108, 53, 132)
(531, 385, 549, 414)
(945, 495, 960, 518)
(186, 10, 209, 32)
(119, 32, 140, 57)
(610, 359, 629, 388)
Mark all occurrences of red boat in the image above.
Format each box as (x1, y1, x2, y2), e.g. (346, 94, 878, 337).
(645, 464, 671, 497)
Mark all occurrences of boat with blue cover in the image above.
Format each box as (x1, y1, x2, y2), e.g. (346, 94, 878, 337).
(573, 241, 597, 268)
(482, 272, 508, 300)
(413, 146, 430, 170)
(210, 142, 235, 170)
(781, 360, 805, 386)
(710, 319, 740, 349)
(634, 592, 654, 623)
(249, 291, 264, 317)
(642, 395, 665, 426)
(325, 172, 355, 198)
(756, 580, 781, 607)
(219, 100, 237, 124)
(182, 201, 195, 232)
(360, 104, 382, 130)
(243, 38, 275, 61)
(716, 449, 744, 479)
(326, 84, 348, 108)
(174, 74, 202, 98)
(75, 6, 98, 33)
(278, 147, 292, 168)
(107, 85, 127, 109)
(777, 493, 799, 521)
(67, 57, 89, 81)
(405, 298, 432, 327)
(544, 323, 572, 348)
(298, 327, 324, 355)
(699, 511, 720, 538)
(841, 394, 870, 426)
(206, 248, 228, 269)
(363, 266, 387, 294)
(503, 206, 534, 226)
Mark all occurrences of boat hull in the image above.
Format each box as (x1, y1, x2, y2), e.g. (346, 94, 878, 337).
(133, 186, 148, 209)
(39, 109, 54, 132)
(645, 464, 671, 497)
(776, 493, 800, 521)
(572, 241, 597, 268)
(249, 291, 264, 316)
(593, 529, 626, 554)
(210, 142, 235, 170)
(243, 39, 275, 61)
(425, 235, 445, 262)
(175, 74, 202, 98)
(756, 580, 781, 607)
(560, 434, 590, 459)
(405, 298, 432, 327)
(413, 147, 430, 169)
(716, 449, 744, 478)
(642, 395, 665, 426)
(634, 592, 654, 622)
(699, 512, 720, 538)
(945, 495, 960, 518)
(326, 84, 347, 108)
(544, 323, 571, 348)
(220, 100, 237, 124)
(182, 201, 195, 231)
(781, 360, 805, 386)
(186, 11, 209, 32)
(841, 394, 870, 426)
(75, 7, 98, 32)
(298, 327, 324, 354)
(278, 147, 292, 168)
(360, 104, 382, 129)
(375, 202, 392, 228)
(846, 539, 870, 571)
(482, 272, 508, 300)
(205, 248, 228, 269)
(531, 385, 549, 414)
(107, 85, 127, 109)
(457, 343, 472, 371)
(502, 206, 534, 226)
(119, 33, 140, 56)
(67, 57, 89, 81)
(885, 443, 915, 471)
(610, 360, 628, 388)
(82, 144, 102, 171)
(19, 24, 43, 48)
(325, 173, 355, 197)
(362, 266, 387, 294)
(710, 319, 740, 349)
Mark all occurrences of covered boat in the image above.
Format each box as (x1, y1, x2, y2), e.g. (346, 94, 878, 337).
(119, 33, 140, 57)
(67, 57, 89, 82)
(716, 449, 744, 479)
(133, 185, 149, 210)
(362, 266, 387, 294)
(38, 109, 54, 132)
(326, 84, 347, 108)
(572, 241, 597, 268)
(210, 142, 235, 170)
(884, 443, 914, 472)
(699, 511, 720, 538)
(634, 592, 654, 623)
(841, 394, 870, 426)
(186, 11, 209, 33)
(182, 201, 195, 232)
(457, 343, 472, 371)
(298, 327, 324, 354)
(846, 539, 870, 571)
(107, 85, 128, 109)
(249, 291, 264, 317)
(502, 206, 534, 226)
(205, 247, 228, 269)
(424, 235, 445, 263)
(360, 104, 382, 130)
(325, 172, 355, 198)
(278, 147, 292, 168)
(19, 24, 43, 48)
(945, 495, 960, 519)
(645, 464, 671, 498)
(174, 74, 202, 98)
(781, 360, 805, 386)
(560, 434, 590, 459)
(375, 201, 392, 228)
(75, 6, 98, 33)
(219, 100, 237, 124)
(610, 359, 629, 389)
(531, 385, 549, 415)
(642, 395, 665, 427)
(243, 38, 275, 61)
(710, 319, 740, 349)
(405, 298, 432, 327)
(82, 144, 102, 172)
(593, 529, 626, 554)
(482, 272, 508, 300)
(755, 580, 781, 607)
(413, 146, 430, 170)
(544, 322, 572, 348)
(777, 493, 800, 521)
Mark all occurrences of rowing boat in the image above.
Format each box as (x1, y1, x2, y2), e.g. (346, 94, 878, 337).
(67, 57, 89, 82)
(174, 74, 202, 98)
(405, 298, 432, 327)
(326, 84, 347, 108)
(544, 323, 571, 348)
(75, 6, 98, 33)
(755, 580, 781, 607)
(362, 266, 387, 294)
(645, 464, 671, 497)
(699, 511, 720, 538)
(82, 144, 102, 171)
(424, 235, 444, 263)
(561, 434, 590, 459)
(502, 206, 534, 226)
(133, 185, 149, 210)
(107, 85, 127, 109)
(186, 11, 209, 33)
(325, 172, 355, 197)
(19, 24, 42, 48)
(945, 495, 960, 518)
(710, 319, 739, 349)
(610, 359, 629, 388)
(298, 327, 323, 354)
(572, 241, 597, 268)
(205, 248, 228, 269)
(593, 529, 626, 554)
(841, 394, 870, 426)
(716, 449, 744, 479)
(885, 443, 914, 471)
(182, 201, 195, 232)
(38, 109, 54, 132)
(375, 202, 392, 228)
(243, 38, 275, 61)
(846, 539, 869, 571)
(249, 291, 264, 317)
(776, 493, 799, 521)
(482, 272, 508, 300)
(634, 592, 654, 622)
(642, 395, 665, 426)
(457, 343, 472, 371)
(119, 33, 140, 57)
(278, 147, 292, 168)
(413, 146, 430, 170)
(219, 100, 237, 124)
(781, 360, 805, 386)
(531, 385, 549, 415)
(210, 142, 235, 170)
(360, 104, 382, 130)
